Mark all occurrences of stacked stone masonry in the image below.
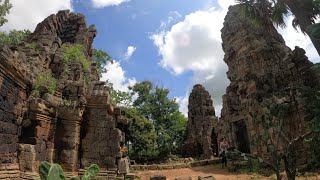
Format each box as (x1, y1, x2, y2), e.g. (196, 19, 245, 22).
(218, 5, 320, 165)
(0, 10, 129, 179)
(183, 84, 218, 158)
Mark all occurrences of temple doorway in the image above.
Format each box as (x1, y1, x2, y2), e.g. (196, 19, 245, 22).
(232, 120, 250, 153)
(211, 128, 219, 157)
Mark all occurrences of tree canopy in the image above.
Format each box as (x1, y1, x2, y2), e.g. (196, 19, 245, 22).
(0, 0, 12, 27)
(0, 29, 31, 47)
(93, 49, 113, 74)
(236, 0, 320, 55)
(129, 81, 187, 158)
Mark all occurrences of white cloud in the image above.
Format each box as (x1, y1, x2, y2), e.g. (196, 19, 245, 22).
(278, 16, 320, 63)
(0, 0, 72, 31)
(151, 0, 235, 117)
(91, 0, 129, 8)
(101, 61, 136, 92)
(151, 0, 320, 117)
(124, 46, 136, 60)
(175, 94, 189, 117)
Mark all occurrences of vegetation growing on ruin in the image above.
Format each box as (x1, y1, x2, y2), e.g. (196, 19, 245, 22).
(62, 44, 90, 71)
(34, 70, 57, 97)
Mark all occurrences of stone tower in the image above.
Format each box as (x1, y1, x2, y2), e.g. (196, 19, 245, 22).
(218, 5, 319, 165)
(183, 84, 218, 158)
(0, 10, 129, 179)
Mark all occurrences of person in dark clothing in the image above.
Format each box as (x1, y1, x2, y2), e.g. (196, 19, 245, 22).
(219, 137, 229, 168)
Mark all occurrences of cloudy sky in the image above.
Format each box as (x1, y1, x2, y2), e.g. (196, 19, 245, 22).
(1, 0, 319, 116)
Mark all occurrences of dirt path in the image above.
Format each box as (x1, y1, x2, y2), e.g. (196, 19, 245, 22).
(135, 165, 262, 180)
(135, 165, 320, 180)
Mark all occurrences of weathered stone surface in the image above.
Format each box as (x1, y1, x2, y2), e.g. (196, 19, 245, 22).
(0, 10, 129, 178)
(219, 5, 319, 164)
(183, 84, 218, 158)
(18, 144, 36, 172)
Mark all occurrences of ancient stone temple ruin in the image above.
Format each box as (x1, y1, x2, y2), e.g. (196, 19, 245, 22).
(0, 10, 129, 179)
(183, 84, 218, 158)
(218, 5, 320, 164)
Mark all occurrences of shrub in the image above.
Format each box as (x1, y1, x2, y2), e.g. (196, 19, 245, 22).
(62, 44, 90, 71)
(0, 29, 31, 47)
(34, 70, 57, 96)
(39, 161, 100, 180)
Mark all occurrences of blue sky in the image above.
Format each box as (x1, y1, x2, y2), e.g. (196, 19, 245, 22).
(1, 0, 319, 116)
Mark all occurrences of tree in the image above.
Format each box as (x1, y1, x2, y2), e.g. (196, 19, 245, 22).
(129, 81, 187, 157)
(0, 0, 12, 27)
(248, 95, 315, 180)
(105, 80, 132, 107)
(93, 49, 113, 74)
(236, 0, 320, 56)
(0, 29, 31, 47)
(121, 107, 158, 161)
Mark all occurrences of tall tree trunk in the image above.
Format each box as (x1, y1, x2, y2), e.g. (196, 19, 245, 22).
(286, 0, 320, 56)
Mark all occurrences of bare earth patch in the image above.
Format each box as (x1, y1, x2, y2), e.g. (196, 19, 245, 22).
(136, 165, 260, 180)
(135, 165, 320, 180)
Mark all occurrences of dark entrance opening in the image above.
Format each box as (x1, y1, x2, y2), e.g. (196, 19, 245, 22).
(233, 120, 251, 153)
(211, 128, 219, 157)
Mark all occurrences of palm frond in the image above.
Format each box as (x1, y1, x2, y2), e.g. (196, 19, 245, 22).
(306, 23, 320, 40)
(271, 2, 289, 28)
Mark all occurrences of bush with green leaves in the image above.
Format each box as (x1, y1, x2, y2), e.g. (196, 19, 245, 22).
(34, 70, 57, 96)
(0, 29, 31, 47)
(62, 44, 90, 71)
(39, 161, 99, 180)
(0, 0, 12, 27)
(93, 49, 113, 74)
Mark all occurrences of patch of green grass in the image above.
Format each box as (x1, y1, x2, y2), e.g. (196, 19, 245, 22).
(62, 44, 90, 71)
(34, 70, 57, 96)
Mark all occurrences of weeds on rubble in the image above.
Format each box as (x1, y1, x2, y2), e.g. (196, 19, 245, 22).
(62, 43, 90, 71)
(34, 70, 57, 97)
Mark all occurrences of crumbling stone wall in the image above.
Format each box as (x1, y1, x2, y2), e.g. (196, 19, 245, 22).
(219, 5, 319, 164)
(0, 62, 28, 173)
(183, 84, 218, 158)
(0, 10, 129, 178)
(81, 86, 129, 174)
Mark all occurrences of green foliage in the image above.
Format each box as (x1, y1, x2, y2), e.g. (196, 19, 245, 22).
(122, 107, 158, 160)
(0, 29, 31, 47)
(81, 164, 100, 180)
(271, 2, 288, 28)
(0, 0, 12, 26)
(39, 161, 99, 180)
(236, 0, 320, 32)
(62, 44, 90, 71)
(106, 81, 133, 107)
(129, 80, 187, 158)
(307, 23, 320, 40)
(93, 49, 113, 74)
(236, 0, 274, 28)
(35, 70, 57, 96)
(39, 161, 66, 180)
(299, 86, 320, 167)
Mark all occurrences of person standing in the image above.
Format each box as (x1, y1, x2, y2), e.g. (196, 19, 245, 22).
(219, 137, 230, 168)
